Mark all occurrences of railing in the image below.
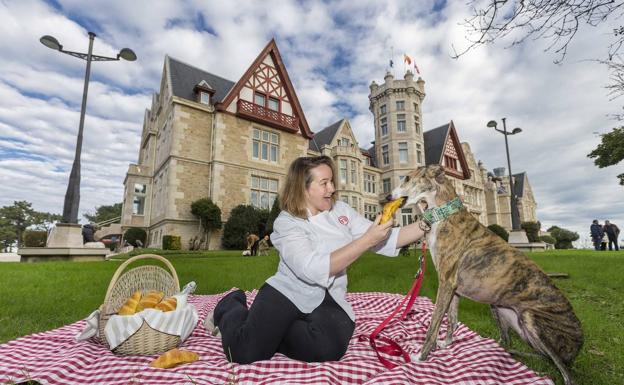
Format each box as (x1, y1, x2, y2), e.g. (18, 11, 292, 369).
(237, 99, 299, 131)
(96, 216, 121, 228)
(127, 164, 151, 176)
(331, 145, 361, 158)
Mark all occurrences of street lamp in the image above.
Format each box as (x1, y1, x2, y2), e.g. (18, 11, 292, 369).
(487, 118, 522, 231)
(40, 32, 136, 224)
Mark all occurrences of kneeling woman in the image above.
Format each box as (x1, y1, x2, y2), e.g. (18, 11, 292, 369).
(211, 155, 426, 363)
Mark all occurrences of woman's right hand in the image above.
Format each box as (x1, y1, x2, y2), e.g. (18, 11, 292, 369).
(362, 214, 393, 248)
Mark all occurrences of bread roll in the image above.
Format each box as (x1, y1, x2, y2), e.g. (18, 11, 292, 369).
(117, 290, 142, 316)
(380, 197, 405, 224)
(154, 296, 177, 312)
(136, 290, 164, 312)
(150, 348, 199, 369)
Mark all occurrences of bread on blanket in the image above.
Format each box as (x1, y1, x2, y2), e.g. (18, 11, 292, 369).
(154, 296, 177, 312)
(150, 348, 199, 369)
(117, 290, 142, 316)
(380, 197, 404, 224)
(136, 290, 165, 312)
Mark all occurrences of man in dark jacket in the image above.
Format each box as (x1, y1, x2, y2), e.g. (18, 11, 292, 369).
(590, 220, 604, 251)
(603, 220, 620, 251)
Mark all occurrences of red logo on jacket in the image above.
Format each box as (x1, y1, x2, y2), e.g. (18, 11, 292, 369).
(338, 215, 349, 225)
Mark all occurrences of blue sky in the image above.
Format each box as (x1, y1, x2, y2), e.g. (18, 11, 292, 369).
(0, 0, 622, 246)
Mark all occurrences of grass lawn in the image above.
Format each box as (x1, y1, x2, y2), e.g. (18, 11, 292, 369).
(0, 248, 622, 384)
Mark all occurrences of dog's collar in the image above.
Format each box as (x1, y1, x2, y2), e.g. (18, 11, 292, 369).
(422, 197, 464, 225)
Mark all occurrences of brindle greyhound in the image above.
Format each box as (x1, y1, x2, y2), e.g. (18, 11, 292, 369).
(390, 165, 583, 385)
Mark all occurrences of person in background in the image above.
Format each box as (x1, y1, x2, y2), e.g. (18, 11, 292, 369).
(246, 233, 260, 256)
(590, 219, 604, 251)
(207, 155, 427, 364)
(603, 220, 620, 251)
(258, 235, 271, 256)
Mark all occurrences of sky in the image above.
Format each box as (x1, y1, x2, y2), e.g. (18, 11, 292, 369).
(0, 0, 622, 247)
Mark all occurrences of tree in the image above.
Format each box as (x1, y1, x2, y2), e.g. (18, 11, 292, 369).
(587, 127, 624, 185)
(84, 202, 122, 224)
(264, 196, 280, 236)
(521, 221, 541, 242)
(0, 217, 17, 252)
(190, 198, 222, 250)
(0, 201, 61, 248)
(457, 1, 624, 63)
(547, 225, 580, 249)
(222, 205, 269, 250)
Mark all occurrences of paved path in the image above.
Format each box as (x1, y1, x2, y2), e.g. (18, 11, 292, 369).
(0, 253, 20, 262)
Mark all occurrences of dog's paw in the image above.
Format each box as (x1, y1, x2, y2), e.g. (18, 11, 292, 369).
(437, 339, 452, 349)
(409, 352, 424, 362)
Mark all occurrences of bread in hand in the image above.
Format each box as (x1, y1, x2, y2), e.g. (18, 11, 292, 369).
(150, 348, 199, 369)
(136, 290, 165, 312)
(380, 197, 405, 224)
(154, 296, 177, 312)
(117, 290, 142, 316)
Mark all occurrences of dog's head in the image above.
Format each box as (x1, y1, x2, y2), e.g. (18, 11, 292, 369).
(390, 165, 454, 212)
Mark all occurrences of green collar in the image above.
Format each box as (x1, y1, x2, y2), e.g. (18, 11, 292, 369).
(422, 197, 464, 225)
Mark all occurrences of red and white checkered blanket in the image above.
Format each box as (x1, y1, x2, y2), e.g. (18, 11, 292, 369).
(0, 291, 554, 385)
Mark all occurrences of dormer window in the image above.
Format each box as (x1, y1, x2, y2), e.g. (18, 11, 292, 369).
(199, 92, 210, 105)
(254, 92, 266, 106)
(255, 92, 281, 112)
(268, 97, 279, 111)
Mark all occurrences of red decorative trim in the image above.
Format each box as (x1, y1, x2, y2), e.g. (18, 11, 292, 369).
(237, 99, 299, 132)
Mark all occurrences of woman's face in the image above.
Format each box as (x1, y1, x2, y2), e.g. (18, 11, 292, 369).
(304, 164, 335, 215)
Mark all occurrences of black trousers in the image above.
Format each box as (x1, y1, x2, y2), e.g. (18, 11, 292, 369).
(213, 283, 355, 364)
(607, 236, 619, 251)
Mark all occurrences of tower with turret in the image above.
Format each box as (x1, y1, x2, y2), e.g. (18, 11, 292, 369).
(368, 70, 426, 198)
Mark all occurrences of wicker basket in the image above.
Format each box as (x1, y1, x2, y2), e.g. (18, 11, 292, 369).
(99, 254, 181, 356)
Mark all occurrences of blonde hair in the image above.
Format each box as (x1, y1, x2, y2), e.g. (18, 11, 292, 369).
(280, 156, 337, 219)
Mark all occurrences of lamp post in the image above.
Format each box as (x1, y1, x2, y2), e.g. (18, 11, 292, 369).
(487, 118, 522, 231)
(40, 32, 136, 224)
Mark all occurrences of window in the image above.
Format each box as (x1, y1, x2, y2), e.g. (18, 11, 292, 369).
(199, 92, 210, 105)
(397, 114, 406, 132)
(413, 102, 418, 111)
(396, 100, 405, 110)
(364, 204, 378, 220)
(251, 176, 278, 209)
(341, 196, 349, 204)
(398, 142, 408, 163)
(254, 92, 266, 107)
(399, 175, 407, 184)
(381, 117, 388, 136)
(380, 104, 387, 115)
(414, 116, 420, 134)
(350, 160, 357, 183)
(401, 208, 414, 226)
(252, 128, 279, 163)
(382, 144, 390, 164)
(268, 97, 279, 111)
(133, 183, 146, 215)
(382, 178, 391, 194)
(445, 155, 458, 170)
(416, 143, 422, 164)
(364, 173, 376, 194)
(351, 196, 358, 210)
(340, 160, 348, 183)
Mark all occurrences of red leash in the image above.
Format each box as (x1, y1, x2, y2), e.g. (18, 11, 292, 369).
(362, 241, 427, 369)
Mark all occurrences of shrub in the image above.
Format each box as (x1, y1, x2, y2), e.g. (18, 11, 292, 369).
(546, 226, 579, 249)
(264, 196, 280, 235)
(487, 224, 509, 241)
(191, 198, 222, 249)
(162, 235, 181, 250)
(23, 230, 47, 247)
(521, 221, 541, 242)
(222, 205, 270, 249)
(539, 235, 556, 245)
(124, 227, 146, 247)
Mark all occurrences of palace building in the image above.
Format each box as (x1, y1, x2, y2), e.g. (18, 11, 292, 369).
(120, 40, 537, 249)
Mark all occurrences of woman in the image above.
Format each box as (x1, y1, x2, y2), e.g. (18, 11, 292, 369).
(209, 155, 426, 364)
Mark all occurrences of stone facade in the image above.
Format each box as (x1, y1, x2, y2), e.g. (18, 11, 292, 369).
(121, 41, 538, 249)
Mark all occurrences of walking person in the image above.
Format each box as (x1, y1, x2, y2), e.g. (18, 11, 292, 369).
(603, 220, 620, 251)
(590, 220, 604, 251)
(207, 155, 427, 364)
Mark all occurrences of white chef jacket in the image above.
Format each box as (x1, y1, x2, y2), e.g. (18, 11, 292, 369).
(267, 201, 400, 321)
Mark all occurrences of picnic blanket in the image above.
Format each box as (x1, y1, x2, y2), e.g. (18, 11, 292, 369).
(0, 290, 554, 385)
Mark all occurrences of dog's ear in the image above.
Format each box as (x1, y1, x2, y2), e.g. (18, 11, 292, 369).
(434, 166, 446, 184)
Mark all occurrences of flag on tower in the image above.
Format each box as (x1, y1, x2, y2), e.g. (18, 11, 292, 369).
(403, 54, 412, 65)
(414, 62, 421, 75)
(389, 59, 394, 68)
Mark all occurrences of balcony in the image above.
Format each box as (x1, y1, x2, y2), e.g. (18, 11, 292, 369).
(237, 99, 299, 132)
(331, 145, 361, 158)
(127, 164, 151, 177)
